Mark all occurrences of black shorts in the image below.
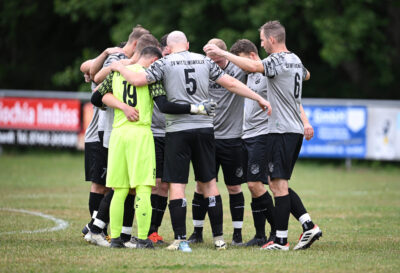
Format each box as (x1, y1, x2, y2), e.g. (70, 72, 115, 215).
(163, 127, 216, 184)
(215, 138, 245, 186)
(84, 141, 108, 185)
(243, 134, 269, 184)
(266, 133, 303, 180)
(154, 136, 165, 179)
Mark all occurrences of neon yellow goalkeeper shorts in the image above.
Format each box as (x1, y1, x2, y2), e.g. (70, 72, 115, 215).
(106, 126, 156, 189)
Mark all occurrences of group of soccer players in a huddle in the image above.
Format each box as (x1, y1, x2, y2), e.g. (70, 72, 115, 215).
(79, 20, 322, 252)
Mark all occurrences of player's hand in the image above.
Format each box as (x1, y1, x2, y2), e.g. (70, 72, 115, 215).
(110, 61, 124, 72)
(258, 98, 272, 116)
(122, 105, 139, 122)
(105, 47, 124, 55)
(84, 73, 91, 83)
(190, 99, 217, 116)
(203, 44, 225, 58)
(304, 122, 314, 141)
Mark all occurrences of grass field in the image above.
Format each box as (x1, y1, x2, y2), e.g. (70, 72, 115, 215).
(1, 150, 400, 273)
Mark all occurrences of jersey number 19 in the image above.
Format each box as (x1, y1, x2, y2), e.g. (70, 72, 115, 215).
(122, 80, 137, 107)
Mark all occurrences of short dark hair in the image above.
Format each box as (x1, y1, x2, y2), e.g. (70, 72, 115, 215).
(136, 34, 160, 54)
(128, 24, 150, 43)
(259, 20, 285, 43)
(140, 46, 162, 59)
(160, 33, 169, 49)
(230, 39, 258, 55)
(118, 41, 127, 48)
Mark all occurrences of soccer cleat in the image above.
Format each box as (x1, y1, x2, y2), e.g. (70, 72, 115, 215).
(231, 233, 244, 246)
(244, 235, 267, 247)
(81, 224, 90, 236)
(123, 236, 140, 248)
(135, 238, 155, 249)
(166, 240, 192, 252)
(260, 241, 289, 251)
(293, 225, 322, 250)
(148, 232, 165, 244)
(187, 232, 203, 244)
(85, 231, 111, 247)
(214, 237, 227, 250)
(110, 237, 126, 248)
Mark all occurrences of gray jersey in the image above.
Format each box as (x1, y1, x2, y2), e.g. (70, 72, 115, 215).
(146, 51, 224, 133)
(84, 81, 100, 143)
(262, 52, 307, 134)
(242, 72, 269, 139)
(210, 62, 247, 139)
(100, 52, 128, 147)
(151, 103, 166, 137)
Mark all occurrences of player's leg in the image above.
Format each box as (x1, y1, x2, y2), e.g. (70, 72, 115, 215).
(218, 138, 246, 246)
(193, 128, 225, 250)
(148, 178, 168, 244)
(83, 141, 108, 236)
(244, 135, 275, 246)
(120, 189, 135, 244)
(287, 134, 322, 250)
(148, 136, 168, 244)
(187, 183, 207, 243)
(109, 187, 129, 248)
(163, 130, 192, 252)
(133, 185, 154, 248)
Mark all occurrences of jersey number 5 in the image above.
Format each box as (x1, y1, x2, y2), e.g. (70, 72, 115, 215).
(294, 73, 300, 99)
(184, 68, 197, 95)
(122, 80, 137, 107)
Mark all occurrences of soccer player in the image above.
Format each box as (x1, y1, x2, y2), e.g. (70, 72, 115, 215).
(110, 30, 272, 252)
(148, 34, 170, 244)
(80, 47, 124, 239)
(204, 20, 321, 251)
(229, 39, 277, 247)
(95, 46, 217, 248)
(187, 38, 247, 246)
(84, 33, 165, 247)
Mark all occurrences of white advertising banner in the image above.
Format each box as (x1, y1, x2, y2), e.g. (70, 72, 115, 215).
(366, 107, 400, 160)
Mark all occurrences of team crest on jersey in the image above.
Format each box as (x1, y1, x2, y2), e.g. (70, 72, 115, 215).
(235, 167, 243, 178)
(251, 164, 259, 174)
(268, 162, 274, 173)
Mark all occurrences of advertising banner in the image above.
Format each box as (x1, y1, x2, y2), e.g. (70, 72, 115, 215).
(0, 97, 82, 148)
(366, 107, 400, 160)
(300, 105, 367, 158)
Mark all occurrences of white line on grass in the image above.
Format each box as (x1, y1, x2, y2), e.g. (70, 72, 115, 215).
(0, 208, 69, 235)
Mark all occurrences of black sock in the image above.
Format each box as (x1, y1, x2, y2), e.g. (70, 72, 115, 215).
(261, 191, 276, 234)
(149, 195, 168, 234)
(169, 199, 187, 240)
(91, 190, 114, 234)
(192, 192, 207, 235)
(155, 196, 168, 230)
(207, 195, 223, 237)
(149, 194, 159, 234)
(274, 195, 290, 245)
(89, 192, 104, 219)
(289, 188, 314, 231)
(229, 192, 244, 236)
(251, 198, 266, 238)
(121, 193, 135, 242)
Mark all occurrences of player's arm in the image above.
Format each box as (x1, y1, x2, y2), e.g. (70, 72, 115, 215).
(149, 82, 216, 116)
(89, 47, 124, 80)
(300, 104, 313, 141)
(216, 74, 272, 115)
(109, 61, 149, 87)
(204, 44, 264, 73)
(80, 59, 92, 74)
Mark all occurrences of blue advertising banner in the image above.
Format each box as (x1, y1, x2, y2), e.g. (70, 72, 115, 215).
(300, 105, 367, 158)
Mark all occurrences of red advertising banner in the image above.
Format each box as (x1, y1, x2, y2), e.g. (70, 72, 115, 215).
(0, 97, 81, 131)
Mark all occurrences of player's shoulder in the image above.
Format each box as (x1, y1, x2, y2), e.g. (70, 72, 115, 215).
(127, 63, 144, 72)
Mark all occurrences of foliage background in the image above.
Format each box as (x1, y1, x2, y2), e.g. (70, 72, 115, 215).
(1, 0, 399, 99)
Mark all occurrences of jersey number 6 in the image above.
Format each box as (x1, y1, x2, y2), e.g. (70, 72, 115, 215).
(122, 80, 137, 107)
(184, 68, 197, 95)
